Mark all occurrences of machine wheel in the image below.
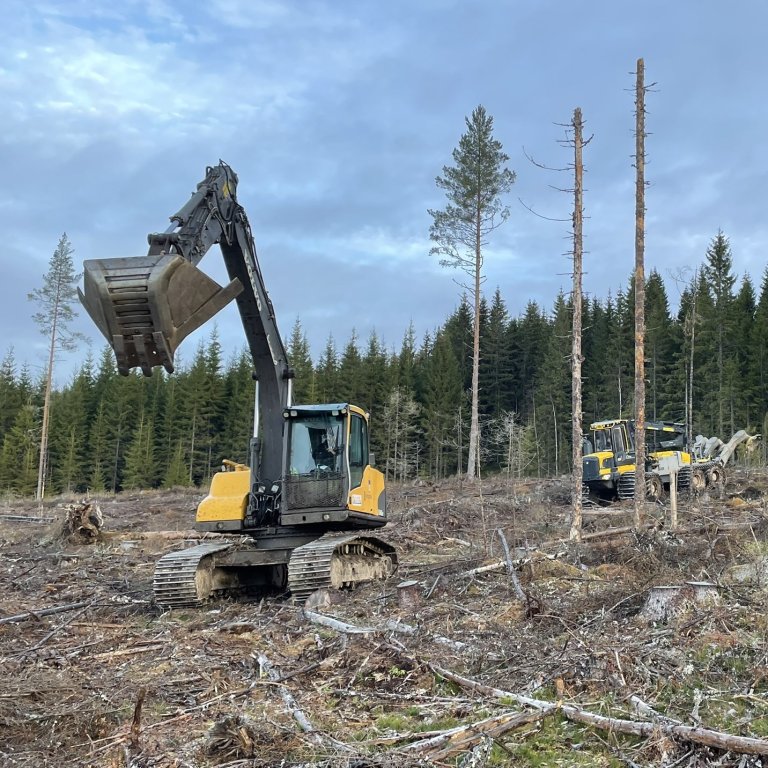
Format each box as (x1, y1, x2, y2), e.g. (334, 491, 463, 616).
(690, 467, 707, 494)
(646, 474, 666, 502)
(707, 465, 726, 487)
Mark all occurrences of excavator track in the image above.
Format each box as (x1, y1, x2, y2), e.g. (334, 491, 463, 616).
(287, 534, 397, 602)
(153, 541, 234, 609)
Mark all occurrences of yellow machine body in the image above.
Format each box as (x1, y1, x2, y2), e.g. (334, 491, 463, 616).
(196, 461, 250, 524)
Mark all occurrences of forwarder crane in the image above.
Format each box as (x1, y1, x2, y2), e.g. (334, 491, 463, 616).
(79, 161, 396, 606)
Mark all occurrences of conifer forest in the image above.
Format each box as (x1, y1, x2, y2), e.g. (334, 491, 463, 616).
(2, 231, 766, 498)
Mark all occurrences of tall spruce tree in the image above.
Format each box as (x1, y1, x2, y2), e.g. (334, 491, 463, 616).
(0, 403, 39, 495)
(701, 231, 737, 435)
(219, 349, 256, 464)
(479, 288, 513, 421)
(28, 233, 84, 499)
(49, 362, 92, 493)
(643, 270, 676, 420)
(395, 323, 417, 394)
(732, 276, 757, 429)
(429, 105, 515, 479)
(533, 292, 572, 475)
(338, 330, 364, 406)
(443, 296, 474, 392)
(360, 331, 390, 457)
(287, 317, 314, 404)
(752, 267, 768, 434)
(421, 331, 462, 478)
(315, 335, 339, 402)
(515, 301, 548, 421)
(0, 348, 23, 439)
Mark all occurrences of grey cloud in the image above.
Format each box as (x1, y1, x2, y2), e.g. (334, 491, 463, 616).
(1, 0, 767, 382)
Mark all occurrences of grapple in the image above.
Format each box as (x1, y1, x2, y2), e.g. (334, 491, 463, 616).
(79, 254, 242, 375)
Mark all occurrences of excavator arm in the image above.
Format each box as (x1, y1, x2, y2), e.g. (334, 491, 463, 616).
(79, 161, 291, 491)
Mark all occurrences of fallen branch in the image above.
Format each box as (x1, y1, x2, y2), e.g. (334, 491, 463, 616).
(429, 664, 768, 755)
(461, 560, 505, 576)
(383, 619, 468, 652)
(496, 528, 527, 602)
(459, 550, 566, 578)
(0, 601, 91, 625)
(14, 600, 96, 656)
(255, 652, 323, 747)
(127, 687, 146, 756)
(93, 644, 164, 660)
(302, 610, 374, 634)
(302, 610, 467, 652)
(628, 694, 682, 725)
(401, 708, 546, 759)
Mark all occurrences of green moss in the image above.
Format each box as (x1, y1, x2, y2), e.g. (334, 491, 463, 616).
(497, 715, 626, 766)
(375, 712, 411, 731)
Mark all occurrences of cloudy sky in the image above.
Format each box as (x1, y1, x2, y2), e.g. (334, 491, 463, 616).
(2, 0, 767, 382)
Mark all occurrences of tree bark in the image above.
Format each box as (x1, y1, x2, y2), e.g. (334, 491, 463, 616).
(36, 293, 59, 501)
(570, 107, 585, 541)
(633, 57, 647, 528)
(467, 202, 482, 480)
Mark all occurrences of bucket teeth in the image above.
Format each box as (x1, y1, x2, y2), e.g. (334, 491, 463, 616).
(79, 254, 242, 376)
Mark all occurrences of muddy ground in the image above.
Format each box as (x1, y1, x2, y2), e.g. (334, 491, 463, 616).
(1, 472, 768, 767)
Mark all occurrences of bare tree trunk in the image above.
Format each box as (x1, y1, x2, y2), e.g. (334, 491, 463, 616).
(688, 274, 697, 450)
(467, 209, 482, 480)
(189, 410, 197, 485)
(457, 403, 463, 488)
(551, 397, 558, 475)
(36, 298, 59, 501)
(112, 434, 121, 493)
(532, 393, 541, 478)
(633, 57, 647, 528)
(570, 107, 585, 542)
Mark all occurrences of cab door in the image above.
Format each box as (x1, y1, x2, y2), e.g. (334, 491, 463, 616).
(346, 411, 386, 518)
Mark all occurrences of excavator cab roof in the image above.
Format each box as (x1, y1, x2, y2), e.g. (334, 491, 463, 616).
(283, 403, 369, 419)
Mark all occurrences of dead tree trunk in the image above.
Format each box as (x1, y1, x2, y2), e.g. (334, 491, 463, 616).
(633, 58, 647, 528)
(570, 107, 585, 542)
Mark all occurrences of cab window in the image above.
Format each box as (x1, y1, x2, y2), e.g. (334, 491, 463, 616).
(611, 426, 626, 454)
(348, 413, 369, 488)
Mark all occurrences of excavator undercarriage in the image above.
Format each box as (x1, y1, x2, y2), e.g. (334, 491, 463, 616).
(152, 533, 397, 608)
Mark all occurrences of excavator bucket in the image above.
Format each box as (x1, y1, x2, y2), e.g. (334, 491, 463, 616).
(79, 254, 243, 376)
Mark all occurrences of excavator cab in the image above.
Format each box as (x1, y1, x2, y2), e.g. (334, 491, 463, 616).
(79, 254, 242, 376)
(282, 404, 386, 525)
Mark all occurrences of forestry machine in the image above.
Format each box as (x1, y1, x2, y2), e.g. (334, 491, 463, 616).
(79, 161, 396, 607)
(583, 419, 760, 501)
(582, 419, 694, 501)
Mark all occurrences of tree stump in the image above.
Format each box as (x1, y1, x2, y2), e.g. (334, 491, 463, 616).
(641, 582, 719, 622)
(397, 580, 422, 611)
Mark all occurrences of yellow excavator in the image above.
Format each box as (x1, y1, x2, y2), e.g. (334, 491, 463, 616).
(79, 161, 396, 607)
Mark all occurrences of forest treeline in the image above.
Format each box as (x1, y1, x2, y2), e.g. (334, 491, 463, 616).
(1, 232, 767, 497)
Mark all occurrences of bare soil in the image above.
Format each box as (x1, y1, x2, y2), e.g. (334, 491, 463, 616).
(2, 473, 768, 767)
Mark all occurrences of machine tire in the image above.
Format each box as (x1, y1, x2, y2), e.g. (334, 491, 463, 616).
(690, 467, 707, 494)
(707, 465, 726, 487)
